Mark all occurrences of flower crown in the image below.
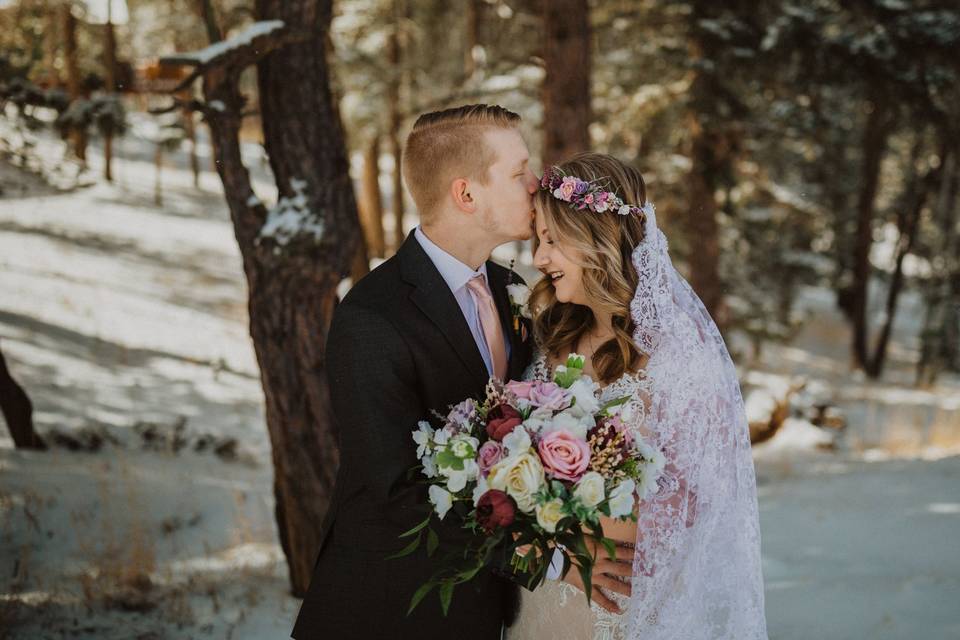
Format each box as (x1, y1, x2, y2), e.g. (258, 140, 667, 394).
(539, 165, 653, 217)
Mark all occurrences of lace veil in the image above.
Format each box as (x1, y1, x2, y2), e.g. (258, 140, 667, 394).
(625, 206, 768, 639)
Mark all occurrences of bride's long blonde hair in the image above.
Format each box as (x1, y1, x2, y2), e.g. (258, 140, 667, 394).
(530, 153, 648, 384)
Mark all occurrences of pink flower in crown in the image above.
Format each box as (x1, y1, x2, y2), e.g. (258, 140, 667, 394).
(528, 380, 571, 411)
(583, 193, 595, 205)
(558, 176, 578, 202)
(594, 192, 611, 213)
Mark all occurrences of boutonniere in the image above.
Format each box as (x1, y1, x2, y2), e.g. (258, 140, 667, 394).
(506, 260, 532, 341)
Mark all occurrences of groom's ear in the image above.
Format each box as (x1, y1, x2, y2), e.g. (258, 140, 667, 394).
(451, 178, 477, 214)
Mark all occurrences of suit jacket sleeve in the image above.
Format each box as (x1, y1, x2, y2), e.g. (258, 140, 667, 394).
(326, 300, 422, 506)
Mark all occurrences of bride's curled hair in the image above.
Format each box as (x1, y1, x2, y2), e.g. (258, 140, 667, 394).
(531, 153, 648, 384)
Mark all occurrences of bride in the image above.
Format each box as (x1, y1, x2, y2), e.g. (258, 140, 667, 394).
(506, 153, 768, 639)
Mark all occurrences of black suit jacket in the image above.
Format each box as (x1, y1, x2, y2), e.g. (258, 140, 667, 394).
(292, 232, 534, 640)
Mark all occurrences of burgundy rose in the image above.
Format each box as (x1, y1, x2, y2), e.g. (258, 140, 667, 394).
(476, 489, 516, 533)
(486, 403, 523, 441)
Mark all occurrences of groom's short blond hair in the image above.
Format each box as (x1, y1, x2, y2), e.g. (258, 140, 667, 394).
(402, 104, 521, 224)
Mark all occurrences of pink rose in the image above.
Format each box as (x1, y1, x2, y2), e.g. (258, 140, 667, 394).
(559, 176, 577, 201)
(478, 440, 505, 475)
(504, 380, 535, 401)
(584, 193, 594, 205)
(529, 381, 570, 411)
(538, 430, 591, 482)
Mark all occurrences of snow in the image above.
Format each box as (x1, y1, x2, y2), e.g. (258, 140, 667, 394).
(258, 177, 325, 246)
(172, 20, 285, 66)
(2, 119, 959, 638)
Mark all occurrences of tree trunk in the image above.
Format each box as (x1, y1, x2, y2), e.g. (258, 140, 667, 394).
(62, 3, 86, 163)
(248, 0, 360, 596)
(359, 134, 386, 258)
(918, 150, 959, 385)
(542, 0, 591, 165)
(0, 345, 46, 451)
(103, 6, 118, 182)
(685, 122, 726, 326)
(387, 5, 405, 251)
(850, 100, 893, 371)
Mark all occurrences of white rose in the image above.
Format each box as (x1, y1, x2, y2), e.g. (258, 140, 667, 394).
(429, 485, 453, 520)
(488, 451, 545, 514)
(573, 471, 605, 507)
(506, 284, 531, 307)
(608, 479, 636, 519)
(502, 425, 532, 457)
(567, 378, 601, 415)
(536, 498, 565, 533)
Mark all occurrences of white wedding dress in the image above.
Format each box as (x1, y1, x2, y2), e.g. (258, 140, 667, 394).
(506, 205, 768, 640)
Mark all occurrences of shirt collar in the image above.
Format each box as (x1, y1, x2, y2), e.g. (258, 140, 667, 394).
(414, 225, 488, 293)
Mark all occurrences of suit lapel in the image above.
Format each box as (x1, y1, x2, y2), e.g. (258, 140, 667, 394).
(399, 233, 490, 387)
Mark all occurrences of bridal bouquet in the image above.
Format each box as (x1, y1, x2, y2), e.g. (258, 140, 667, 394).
(397, 354, 665, 615)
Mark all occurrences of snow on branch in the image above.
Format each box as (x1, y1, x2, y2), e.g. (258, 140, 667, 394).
(159, 20, 309, 94)
(164, 20, 285, 66)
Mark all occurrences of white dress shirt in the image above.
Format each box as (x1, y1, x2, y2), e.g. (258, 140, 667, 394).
(414, 226, 510, 376)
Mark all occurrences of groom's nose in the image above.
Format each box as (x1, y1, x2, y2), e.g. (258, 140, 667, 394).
(525, 169, 538, 194)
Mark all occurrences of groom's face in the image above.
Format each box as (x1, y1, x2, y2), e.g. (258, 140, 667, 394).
(473, 128, 537, 242)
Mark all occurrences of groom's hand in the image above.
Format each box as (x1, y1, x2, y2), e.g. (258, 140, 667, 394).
(562, 540, 633, 614)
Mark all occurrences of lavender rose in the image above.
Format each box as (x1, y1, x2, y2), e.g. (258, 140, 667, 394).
(478, 440, 505, 475)
(528, 381, 570, 411)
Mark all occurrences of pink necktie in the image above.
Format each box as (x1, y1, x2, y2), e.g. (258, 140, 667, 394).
(466, 274, 508, 380)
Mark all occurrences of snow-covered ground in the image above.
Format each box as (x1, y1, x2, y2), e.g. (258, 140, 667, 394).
(1, 116, 958, 639)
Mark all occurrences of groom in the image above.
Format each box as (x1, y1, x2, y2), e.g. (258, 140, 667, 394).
(291, 105, 539, 639)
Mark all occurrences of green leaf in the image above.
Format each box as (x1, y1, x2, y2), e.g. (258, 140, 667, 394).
(598, 395, 630, 415)
(439, 581, 455, 616)
(426, 528, 439, 557)
(399, 515, 432, 538)
(577, 558, 594, 606)
(435, 449, 464, 470)
(407, 581, 436, 616)
(601, 537, 617, 561)
(386, 533, 422, 560)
